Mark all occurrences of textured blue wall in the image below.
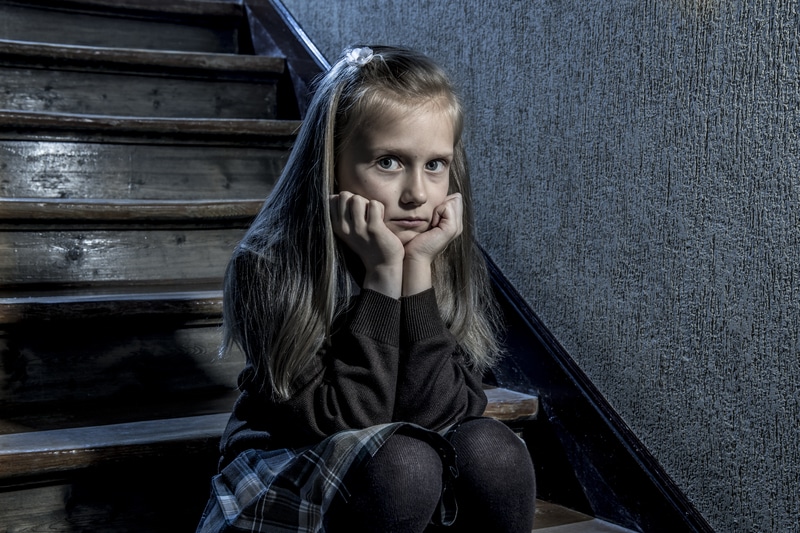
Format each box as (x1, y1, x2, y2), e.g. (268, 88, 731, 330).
(280, 1, 800, 530)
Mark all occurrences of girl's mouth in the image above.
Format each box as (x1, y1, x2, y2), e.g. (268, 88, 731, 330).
(391, 218, 427, 229)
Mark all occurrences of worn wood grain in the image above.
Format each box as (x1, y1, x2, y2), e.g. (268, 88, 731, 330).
(0, 110, 301, 140)
(0, 198, 263, 223)
(482, 386, 539, 422)
(0, 2, 242, 53)
(0, 140, 286, 200)
(0, 289, 224, 323)
(1, 0, 244, 18)
(0, 228, 243, 286)
(0, 387, 538, 481)
(0, 65, 278, 119)
(0, 39, 283, 76)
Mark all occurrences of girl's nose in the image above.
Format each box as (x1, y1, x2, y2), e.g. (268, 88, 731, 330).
(400, 170, 427, 206)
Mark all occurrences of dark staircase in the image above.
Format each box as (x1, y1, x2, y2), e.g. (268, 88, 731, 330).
(0, 1, 552, 531)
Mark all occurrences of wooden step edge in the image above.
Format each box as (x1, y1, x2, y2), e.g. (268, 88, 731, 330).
(532, 500, 597, 530)
(0, 289, 224, 324)
(483, 386, 539, 422)
(0, 109, 302, 138)
(0, 198, 263, 223)
(0, 388, 538, 483)
(9, 0, 245, 19)
(0, 38, 284, 76)
(0, 413, 230, 482)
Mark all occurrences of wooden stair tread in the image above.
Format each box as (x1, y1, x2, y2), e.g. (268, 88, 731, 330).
(0, 1, 245, 55)
(0, 288, 224, 323)
(3, 0, 245, 19)
(0, 38, 283, 77)
(0, 109, 301, 139)
(482, 386, 539, 422)
(0, 387, 537, 483)
(533, 500, 594, 530)
(0, 198, 263, 223)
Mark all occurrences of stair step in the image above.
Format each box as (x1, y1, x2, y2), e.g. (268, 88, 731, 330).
(0, 39, 282, 76)
(0, 413, 230, 481)
(0, 112, 297, 201)
(0, 198, 263, 224)
(0, 317, 243, 433)
(0, 227, 243, 287)
(0, 39, 283, 118)
(533, 500, 594, 530)
(0, 288, 225, 322)
(0, 109, 301, 139)
(0, 0, 246, 53)
(0, 387, 537, 483)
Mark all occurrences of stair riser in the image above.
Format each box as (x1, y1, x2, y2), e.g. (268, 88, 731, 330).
(0, 3, 241, 53)
(0, 140, 285, 200)
(0, 228, 247, 286)
(0, 66, 278, 118)
(0, 458, 215, 531)
(0, 323, 242, 432)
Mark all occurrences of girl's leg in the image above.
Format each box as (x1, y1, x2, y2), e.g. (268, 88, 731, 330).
(326, 433, 443, 533)
(446, 417, 536, 532)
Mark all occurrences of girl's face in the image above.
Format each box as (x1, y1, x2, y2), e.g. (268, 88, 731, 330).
(336, 101, 455, 245)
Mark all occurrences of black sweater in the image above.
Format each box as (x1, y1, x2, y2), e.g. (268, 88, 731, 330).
(219, 288, 487, 469)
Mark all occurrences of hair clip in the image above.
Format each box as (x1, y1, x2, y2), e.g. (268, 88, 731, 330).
(345, 46, 374, 67)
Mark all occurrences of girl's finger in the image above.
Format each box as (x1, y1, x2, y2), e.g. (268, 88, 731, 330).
(366, 199, 384, 229)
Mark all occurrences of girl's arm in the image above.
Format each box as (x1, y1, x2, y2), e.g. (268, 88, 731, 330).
(395, 194, 486, 427)
(282, 288, 403, 439)
(402, 193, 463, 296)
(226, 289, 403, 452)
(329, 192, 404, 298)
(393, 288, 488, 429)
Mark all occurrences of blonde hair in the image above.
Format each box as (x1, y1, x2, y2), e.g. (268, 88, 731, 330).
(222, 45, 503, 400)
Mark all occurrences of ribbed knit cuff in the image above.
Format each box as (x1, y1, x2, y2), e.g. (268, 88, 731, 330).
(401, 288, 445, 342)
(350, 289, 401, 346)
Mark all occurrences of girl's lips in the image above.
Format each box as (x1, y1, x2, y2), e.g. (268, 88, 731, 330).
(391, 218, 427, 229)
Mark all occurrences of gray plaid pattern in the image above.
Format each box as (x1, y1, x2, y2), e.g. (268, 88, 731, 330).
(196, 422, 458, 533)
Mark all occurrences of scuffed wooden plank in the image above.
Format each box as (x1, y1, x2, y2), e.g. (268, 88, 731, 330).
(483, 386, 539, 421)
(0, 198, 262, 223)
(0, 228, 243, 286)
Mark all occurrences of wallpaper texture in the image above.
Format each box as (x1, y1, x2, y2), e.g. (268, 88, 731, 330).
(280, 1, 800, 531)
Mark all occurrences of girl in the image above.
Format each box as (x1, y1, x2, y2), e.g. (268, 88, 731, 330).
(197, 45, 536, 533)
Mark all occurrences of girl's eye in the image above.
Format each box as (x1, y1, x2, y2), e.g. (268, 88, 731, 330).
(378, 157, 400, 170)
(425, 160, 446, 172)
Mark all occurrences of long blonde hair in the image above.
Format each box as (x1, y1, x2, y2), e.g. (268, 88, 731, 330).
(222, 45, 503, 400)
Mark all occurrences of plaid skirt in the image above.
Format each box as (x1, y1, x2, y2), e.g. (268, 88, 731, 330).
(196, 422, 459, 533)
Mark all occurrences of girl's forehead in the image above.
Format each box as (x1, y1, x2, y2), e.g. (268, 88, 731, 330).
(358, 97, 458, 130)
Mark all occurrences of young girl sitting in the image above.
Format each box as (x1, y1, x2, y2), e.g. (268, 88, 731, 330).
(196, 45, 536, 533)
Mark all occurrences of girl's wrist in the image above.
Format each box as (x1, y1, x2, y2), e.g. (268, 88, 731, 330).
(401, 256, 433, 297)
(363, 263, 403, 299)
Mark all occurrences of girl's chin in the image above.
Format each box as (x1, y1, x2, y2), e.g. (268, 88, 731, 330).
(393, 229, 422, 245)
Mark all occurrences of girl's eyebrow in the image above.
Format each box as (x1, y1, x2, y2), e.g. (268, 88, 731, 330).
(370, 145, 454, 160)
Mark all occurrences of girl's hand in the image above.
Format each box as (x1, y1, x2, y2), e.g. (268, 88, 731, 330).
(403, 193, 464, 265)
(401, 193, 463, 296)
(329, 192, 404, 298)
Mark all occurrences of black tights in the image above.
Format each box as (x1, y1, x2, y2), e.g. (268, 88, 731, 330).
(326, 418, 536, 532)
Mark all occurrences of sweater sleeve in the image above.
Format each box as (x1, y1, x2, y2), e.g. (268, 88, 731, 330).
(267, 289, 402, 442)
(393, 288, 488, 430)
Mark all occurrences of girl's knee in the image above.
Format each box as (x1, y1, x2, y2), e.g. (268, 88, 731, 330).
(359, 433, 444, 497)
(452, 418, 531, 465)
